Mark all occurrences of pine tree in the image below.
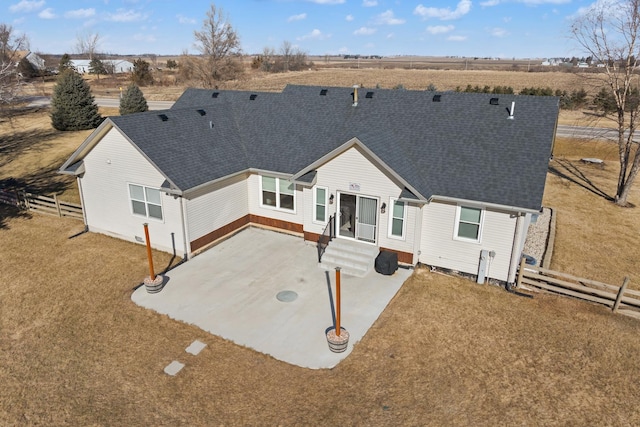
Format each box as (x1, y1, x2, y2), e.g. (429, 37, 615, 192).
(50, 70, 102, 131)
(119, 83, 148, 115)
(58, 53, 74, 73)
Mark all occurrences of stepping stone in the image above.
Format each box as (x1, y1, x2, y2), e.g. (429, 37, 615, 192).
(185, 340, 207, 356)
(164, 360, 185, 376)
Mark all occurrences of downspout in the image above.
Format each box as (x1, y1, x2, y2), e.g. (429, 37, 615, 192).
(507, 213, 525, 284)
(77, 176, 89, 232)
(179, 196, 191, 260)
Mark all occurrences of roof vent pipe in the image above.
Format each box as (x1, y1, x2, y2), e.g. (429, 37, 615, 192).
(352, 84, 359, 107)
(209, 121, 213, 129)
(508, 101, 515, 119)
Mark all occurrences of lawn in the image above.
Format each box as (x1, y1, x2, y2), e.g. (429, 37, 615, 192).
(1, 74, 640, 425)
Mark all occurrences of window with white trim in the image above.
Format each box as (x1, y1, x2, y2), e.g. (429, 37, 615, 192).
(388, 198, 406, 239)
(455, 206, 483, 242)
(260, 176, 295, 212)
(314, 186, 328, 223)
(129, 184, 163, 220)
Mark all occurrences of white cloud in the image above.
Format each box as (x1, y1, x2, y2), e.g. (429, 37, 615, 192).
(133, 33, 156, 43)
(387, 32, 395, 39)
(480, 0, 500, 6)
(9, 0, 44, 13)
(288, 13, 307, 22)
(38, 8, 56, 19)
(346, 14, 354, 22)
(177, 14, 196, 25)
(448, 35, 467, 41)
(373, 10, 405, 25)
(490, 27, 508, 37)
(307, 0, 345, 4)
(426, 25, 455, 34)
(353, 26, 377, 35)
(106, 9, 146, 22)
(338, 46, 349, 53)
(518, 0, 570, 4)
(503, 17, 512, 23)
(298, 29, 330, 40)
(414, 0, 471, 20)
(363, 0, 378, 6)
(64, 8, 96, 19)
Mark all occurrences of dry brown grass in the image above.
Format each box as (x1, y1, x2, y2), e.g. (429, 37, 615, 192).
(1, 209, 639, 425)
(2, 71, 640, 425)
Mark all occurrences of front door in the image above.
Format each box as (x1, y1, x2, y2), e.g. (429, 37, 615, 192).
(338, 192, 378, 244)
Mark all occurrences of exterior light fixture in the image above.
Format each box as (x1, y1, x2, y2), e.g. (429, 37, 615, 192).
(381, 202, 386, 214)
(329, 194, 334, 204)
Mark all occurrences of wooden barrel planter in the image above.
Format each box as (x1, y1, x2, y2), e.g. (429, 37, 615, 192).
(144, 275, 164, 294)
(326, 326, 349, 353)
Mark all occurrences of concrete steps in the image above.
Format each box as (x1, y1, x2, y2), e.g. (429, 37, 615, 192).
(319, 239, 379, 277)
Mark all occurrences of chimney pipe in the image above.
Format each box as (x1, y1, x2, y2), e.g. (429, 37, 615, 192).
(352, 84, 359, 107)
(508, 101, 515, 119)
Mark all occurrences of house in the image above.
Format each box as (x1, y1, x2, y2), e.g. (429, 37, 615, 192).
(59, 85, 559, 283)
(71, 59, 134, 74)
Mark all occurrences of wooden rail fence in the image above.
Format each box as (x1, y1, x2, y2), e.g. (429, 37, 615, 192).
(516, 257, 640, 317)
(0, 188, 83, 220)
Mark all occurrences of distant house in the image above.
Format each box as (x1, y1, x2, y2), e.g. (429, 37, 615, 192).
(60, 85, 559, 283)
(24, 52, 46, 71)
(70, 59, 134, 74)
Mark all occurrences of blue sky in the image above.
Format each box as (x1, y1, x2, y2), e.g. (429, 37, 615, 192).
(6, 0, 593, 58)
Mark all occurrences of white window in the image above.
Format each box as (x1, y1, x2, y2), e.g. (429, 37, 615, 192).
(454, 206, 483, 242)
(388, 198, 406, 239)
(314, 186, 328, 223)
(129, 184, 163, 220)
(260, 176, 295, 212)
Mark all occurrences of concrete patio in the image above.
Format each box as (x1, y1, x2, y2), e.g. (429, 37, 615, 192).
(132, 227, 413, 369)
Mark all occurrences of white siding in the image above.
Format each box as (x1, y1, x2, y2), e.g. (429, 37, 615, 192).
(80, 128, 185, 256)
(309, 146, 417, 255)
(185, 173, 249, 241)
(419, 200, 517, 281)
(247, 174, 304, 226)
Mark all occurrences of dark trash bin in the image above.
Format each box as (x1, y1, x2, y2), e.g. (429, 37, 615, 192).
(375, 250, 398, 275)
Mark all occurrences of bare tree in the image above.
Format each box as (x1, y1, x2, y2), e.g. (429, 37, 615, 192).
(0, 24, 29, 116)
(572, 0, 640, 206)
(192, 3, 242, 86)
(75, 31, 101, 60)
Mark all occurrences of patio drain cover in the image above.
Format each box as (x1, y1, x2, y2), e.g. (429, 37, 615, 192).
(276, 290, 298, 302)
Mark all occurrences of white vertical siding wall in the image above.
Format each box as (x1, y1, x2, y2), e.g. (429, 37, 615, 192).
(419, 201, 517, 281)
(309, 146, 417, 255)
(247, 174, 304, 226)
(185, 173, 249, 241)
(80, 128, 185, 255)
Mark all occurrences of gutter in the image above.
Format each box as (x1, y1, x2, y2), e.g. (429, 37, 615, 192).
(428, 195, 541, 215)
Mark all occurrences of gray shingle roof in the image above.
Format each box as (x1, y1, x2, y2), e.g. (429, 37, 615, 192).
(109, 85, 558, 211)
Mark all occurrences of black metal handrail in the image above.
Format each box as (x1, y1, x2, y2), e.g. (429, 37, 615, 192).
(317, 214, 335, 262)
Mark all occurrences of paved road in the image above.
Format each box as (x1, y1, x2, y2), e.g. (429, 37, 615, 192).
(26, 95, 174, 110)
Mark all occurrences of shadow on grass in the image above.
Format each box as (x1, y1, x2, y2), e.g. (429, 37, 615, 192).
(0, 203, 31, 230)
(0, 164, 73, 197)
(0, 127, 60, 170)
(548, 158, 614, 202)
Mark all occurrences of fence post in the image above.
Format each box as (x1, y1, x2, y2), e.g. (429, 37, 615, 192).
(54, 194, 62, 217)
(22, 190, 29, 210)
(516, 256, 526, 288)
(612, 277, 629, 312)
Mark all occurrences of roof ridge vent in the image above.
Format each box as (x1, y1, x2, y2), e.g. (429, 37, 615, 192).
(197, 109, 206, 116)
(249, 94, 258, 100)
(158, 114, 168, 121)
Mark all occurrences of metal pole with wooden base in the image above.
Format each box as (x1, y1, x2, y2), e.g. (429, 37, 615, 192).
(143, 223, 164, 293)
(336, 267, 341, 336)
